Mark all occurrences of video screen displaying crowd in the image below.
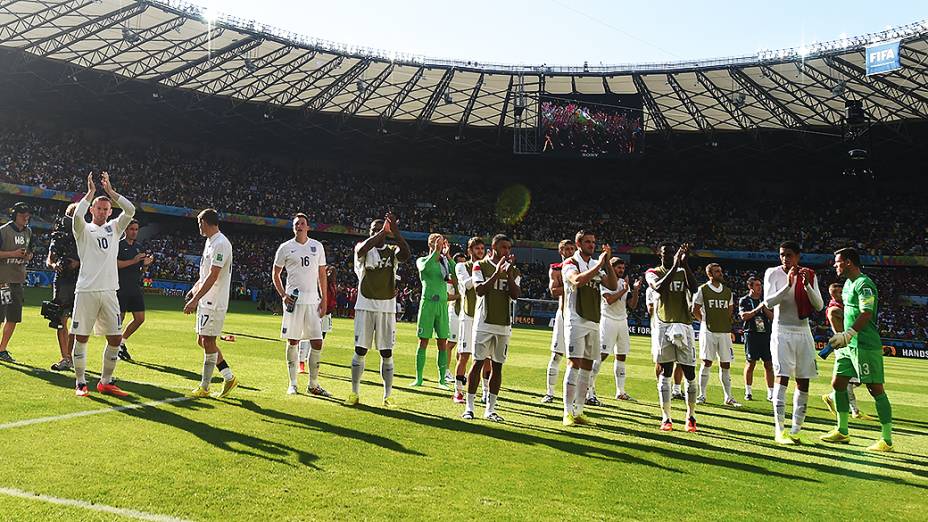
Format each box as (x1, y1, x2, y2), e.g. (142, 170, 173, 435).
(540, 99, 643, 156)
(2, 128, 926, 256)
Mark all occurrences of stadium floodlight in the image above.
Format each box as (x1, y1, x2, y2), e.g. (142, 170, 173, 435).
(831, 81, 846, 97)
(244, 58, 258, 73)
(443, 92, 453, 105)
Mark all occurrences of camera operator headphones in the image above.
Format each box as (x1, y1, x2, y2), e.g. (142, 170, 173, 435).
(10, 201, 31, 221)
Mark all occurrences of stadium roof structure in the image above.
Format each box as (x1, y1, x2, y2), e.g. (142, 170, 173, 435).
(1, 0, 927, 142)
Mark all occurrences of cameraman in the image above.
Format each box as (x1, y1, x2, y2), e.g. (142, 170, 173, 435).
(0, 202, 34, 363)
(47, 203, 80, 371)
(116, 219, 152, 360)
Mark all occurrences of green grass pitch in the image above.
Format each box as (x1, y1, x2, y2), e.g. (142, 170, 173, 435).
(1, 289, 926, 521)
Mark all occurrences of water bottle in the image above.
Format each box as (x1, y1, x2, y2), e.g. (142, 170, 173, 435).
(286, 288, 299, 313)
(818, 342, 834, 360)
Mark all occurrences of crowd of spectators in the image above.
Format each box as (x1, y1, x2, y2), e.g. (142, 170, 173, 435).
(3, 128, 927, 340)
(1, 128, 926, 256)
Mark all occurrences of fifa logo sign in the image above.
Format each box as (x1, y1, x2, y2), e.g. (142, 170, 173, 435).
(708, 299, 728, 309)
(869, 48, 896, 65)
(669, 280, 684, 292)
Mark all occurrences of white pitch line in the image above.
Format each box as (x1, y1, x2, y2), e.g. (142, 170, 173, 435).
(0, 486, 193, 522)
(0, 396, 191, 431)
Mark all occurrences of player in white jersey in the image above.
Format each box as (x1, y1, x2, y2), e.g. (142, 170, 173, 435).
(561, 230, 617, 426)
(273, 213, 329, 396)
(590, 257, 641, 404)
(70, 172, 135, 397)
(453, 237, 492, 403)
(541, 239, 575, 403)
(445, 251, 466, 384)
(345, 213, 411, 407)
(184, 209, 238, 399)
(692, 263, 741, 408)
(763, 240, 824, 445)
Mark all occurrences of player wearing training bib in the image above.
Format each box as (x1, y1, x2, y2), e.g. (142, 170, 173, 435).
(273, 213, 329, 397)
(820, 283, 872, 420)
(561, 230, 617, 427)
(693, 263, 740, 408)
(346, 213, 411, 407)
(185, 209, 238, 399)
(645, 242, 699, 432)
(541, 239, 576, 404)
(821, 248, 894, 452)
(763, 241, 823, 445)
(70, 172, 135, 398)
(461, 234, 521, 422)
(413, 233, 453, 389)
(453, 237, 492, 404)
(444, 253, 465, 385)
(596, 257, 641, 402)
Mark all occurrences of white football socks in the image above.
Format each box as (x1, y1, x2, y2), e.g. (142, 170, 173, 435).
(100, 344, 120, 385)
(791, 389, 809, 435)
(773, 383, 787, 433)
(546, 353, 562, 396)
(575, 368, 591, 415)
(286, 343, 298, 387)
(72, 340, 88, 385)
(486, 393, 498, 416)
(614, 359, 626, 396)
(350, 352, 365, 395)
(563, 365, 578, 416)
(201, 352, 218, 389)
(685, 379, 697, 418)
(658, 375, 672, 421)
(699, 365, 711, 397)
(308, 347, 322, 388)
(587, 357, 603, 399)
(381, 356, 394, 399)
(720, 367, 732, 401)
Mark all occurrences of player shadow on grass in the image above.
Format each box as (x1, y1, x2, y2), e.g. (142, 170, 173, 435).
(231, 399, 425, 457)
(114, 398, 320, 470)
(357, 405, 683, 473)
(586, 421, 928, 489)
(129, 360, 260, 392)
(322, 370, 454, 401)
(2, 362, 181, 403)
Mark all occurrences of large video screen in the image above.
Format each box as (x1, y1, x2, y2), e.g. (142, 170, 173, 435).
(539, 93, 644, 157)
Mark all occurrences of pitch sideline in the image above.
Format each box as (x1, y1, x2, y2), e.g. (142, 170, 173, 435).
(0, 486, 193, 521)
(0, 396, 191, 431)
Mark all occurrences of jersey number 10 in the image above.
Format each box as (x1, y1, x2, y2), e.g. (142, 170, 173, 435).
(97, 237, 109, 250)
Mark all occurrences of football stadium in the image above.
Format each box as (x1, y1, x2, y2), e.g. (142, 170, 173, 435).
(1, 1, 927, 520)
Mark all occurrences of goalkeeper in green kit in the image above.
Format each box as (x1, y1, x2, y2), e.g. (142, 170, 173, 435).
(820, 247, 894, 452)
(412, 233, 453, 389)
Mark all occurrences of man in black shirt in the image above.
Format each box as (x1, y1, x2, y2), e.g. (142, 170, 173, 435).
(116, 220, 153, 360)
(48, 203, 80, 371)
(739, 276, 774, 401)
